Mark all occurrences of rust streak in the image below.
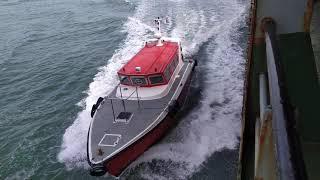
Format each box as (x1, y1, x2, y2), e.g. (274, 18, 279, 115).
(240, 0, 257, 138)
(255, 112, 273, 180)
(237, 0, 257, 178)
(304, 0, 314, 32)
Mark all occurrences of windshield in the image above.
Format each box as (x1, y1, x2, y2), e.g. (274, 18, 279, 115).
(149, 75, 164, 85)
(131, 76, 147, 86)
(119, 75, 131, 85)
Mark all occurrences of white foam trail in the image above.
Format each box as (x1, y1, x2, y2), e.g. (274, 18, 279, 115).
(58, 1, 153, 168)
(58, 0, 248, 178)
(5, 169, 35, 180)
(129, 0, 248, 178)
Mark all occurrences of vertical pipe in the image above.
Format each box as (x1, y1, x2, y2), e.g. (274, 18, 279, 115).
(119, 86, 126, 112)
(119, 85, 123, 98)
(136, 86, 140, 109)
(259, 73, 268, 121)
(110, 99, 115, 122)
(254, 117, 260, 177)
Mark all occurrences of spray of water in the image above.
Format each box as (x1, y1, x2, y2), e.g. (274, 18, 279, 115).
(57, 1, 153, 168)
(128, 1, 248, 178)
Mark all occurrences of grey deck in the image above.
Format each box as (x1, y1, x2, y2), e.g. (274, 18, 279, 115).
(89, 61, 193, 163)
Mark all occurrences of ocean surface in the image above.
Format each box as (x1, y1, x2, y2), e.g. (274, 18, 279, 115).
(0, 0, 248, 179)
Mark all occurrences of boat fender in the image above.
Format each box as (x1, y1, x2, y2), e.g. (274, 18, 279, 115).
(91, 105, 97, 118)
(90, 97, 104, 118)
(96, 97, 104, 105)
(86, 126, 92, 166)
(89, 164, 106, 176)
(192, 59, 198, 71)
(168, 100, 180, 115)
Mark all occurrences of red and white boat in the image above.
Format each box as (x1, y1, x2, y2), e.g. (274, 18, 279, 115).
(87, 18, 196, 177)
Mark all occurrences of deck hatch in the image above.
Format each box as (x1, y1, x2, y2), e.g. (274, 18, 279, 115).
(115, 112, 133, 123)
(98, 134, 121, 147)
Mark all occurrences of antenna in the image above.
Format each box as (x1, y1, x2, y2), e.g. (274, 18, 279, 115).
(154, 17, 167, 46)
(154, 17, 162, 35)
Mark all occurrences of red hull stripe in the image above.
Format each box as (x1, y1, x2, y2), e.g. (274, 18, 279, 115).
(105, 113, 175, 176)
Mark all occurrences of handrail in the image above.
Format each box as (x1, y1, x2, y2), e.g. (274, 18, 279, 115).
(107, 86, 139, 101)
(124, 88, 137, 100)
(105, 80, 181, 115)
(262, 18, 307, 180)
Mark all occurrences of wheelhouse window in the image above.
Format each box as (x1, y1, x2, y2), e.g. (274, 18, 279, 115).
(169, 60, 176, 73)
(119, 75, 131, 85)
(164, 67, 171, 81)
(173, 54, 179, 67)
(149, 75, 164, 85)
(131, 76, 147, 86)
(167, 54, 177, 73)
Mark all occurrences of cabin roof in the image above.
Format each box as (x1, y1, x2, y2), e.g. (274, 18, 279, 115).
(118, 41, 178, 75)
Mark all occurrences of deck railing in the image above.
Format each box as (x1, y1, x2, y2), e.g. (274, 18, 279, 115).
(105, 84, 141, 122)
(254, 18, 307, 180)
(103, 82, 180, 123)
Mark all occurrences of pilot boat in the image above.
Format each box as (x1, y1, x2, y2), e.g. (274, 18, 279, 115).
(87, 18, 196, 177)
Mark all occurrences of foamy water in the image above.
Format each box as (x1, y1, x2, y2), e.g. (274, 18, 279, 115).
(58, 0, 248, 178)
(57, 1, 152, 168)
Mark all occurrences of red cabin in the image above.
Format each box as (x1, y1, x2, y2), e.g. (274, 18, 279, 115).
(118, 41, 179, 87)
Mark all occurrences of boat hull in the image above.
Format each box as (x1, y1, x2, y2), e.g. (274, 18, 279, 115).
(99, 69, 193, 177)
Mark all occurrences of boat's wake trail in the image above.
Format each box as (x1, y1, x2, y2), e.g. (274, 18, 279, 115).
(58, 0, 248, 178)
(57, 1, 153, 169)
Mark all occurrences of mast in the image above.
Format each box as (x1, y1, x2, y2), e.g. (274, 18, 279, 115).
(154, 17, 163, 46)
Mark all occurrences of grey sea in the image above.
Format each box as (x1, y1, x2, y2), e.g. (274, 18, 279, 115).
(0, 0, 248, 179)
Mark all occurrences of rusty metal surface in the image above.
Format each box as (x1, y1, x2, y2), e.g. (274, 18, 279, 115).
(310, 1, 320, 82)
(263, 18, 294, 180)
(304, 0, 314, 32)
(263, 18, 308, 180)
(238, 0, 257, 178)
(254, 68, 278, 180)
(239, 0, 315, 179)
(255, 110, 277, 180)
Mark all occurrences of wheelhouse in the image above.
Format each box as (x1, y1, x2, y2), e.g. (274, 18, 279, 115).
(117, 41, 180, 87)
